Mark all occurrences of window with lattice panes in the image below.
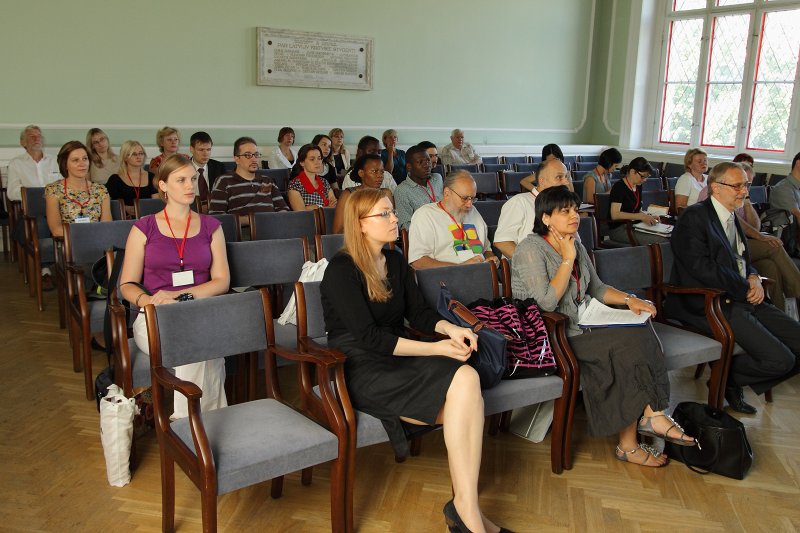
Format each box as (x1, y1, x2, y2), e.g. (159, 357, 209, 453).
(655, 1, 800, 155)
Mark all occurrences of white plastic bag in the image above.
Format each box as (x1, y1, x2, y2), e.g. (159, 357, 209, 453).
(509, 400, 555, 443)
(100, 384, 136, 487)
(278, 259, 329, 325)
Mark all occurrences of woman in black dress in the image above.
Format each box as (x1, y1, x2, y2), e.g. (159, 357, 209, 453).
(321, 188, 505, 533)
(106, 140, 157, 217)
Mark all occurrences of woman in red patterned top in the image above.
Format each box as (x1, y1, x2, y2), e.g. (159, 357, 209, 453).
(287, 144, 338, 211)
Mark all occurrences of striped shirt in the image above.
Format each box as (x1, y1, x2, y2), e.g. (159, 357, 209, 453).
(394, 173, 444, 231)
(209, 172, 289, 214)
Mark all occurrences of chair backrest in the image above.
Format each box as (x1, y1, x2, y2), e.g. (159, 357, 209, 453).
(257, 168, 291, 191)
(575, 162, 596, 171)
(751, 172, 767, 186)
(503, 171, 529, 194)
(295, 281, 327, 341)
(579, 155, 600, 163)
(21, 187, 46, 217)
(562, 155, 578, 169)
(472, 199, 506, 226)
(415, 262, 499, 309)
(64, 220, 136, 265)
(432, 164, 446, 177)
(318, 206, 336, 235)
(209, 213, 241, 242)
(448, 163, 480, 174)
(593, 246, 653, 297)
(648, 161, 665, 173)
(594, 192, 613, 239)
(149, 290, 268, 368)
(472, 172, 500, 197)
(577, 216, 597, 251)
(642, 190, 670, 210)
(530, 156, 543, 164)
(227, 237, 308, 287)
(315, 233, 345, 259)
(483, 163, 510, 173)
(572, 179, 584, 201)
(514, 163, 536, 173)
(666, 177, 679, 190)
(110, 199, 125, 220)
(505, 155, 528, 165)
(223, 161, 236, 172)
(481, 156, 500, 165)
(769, 174, 787, 186)
(663, 162, 685, 178)
(641, 177, 664, 191)
(135, 198, 164, 218)
(748, 185, 767, 205)
(653, 241, 673, 284)
(250, 210, 318, 242)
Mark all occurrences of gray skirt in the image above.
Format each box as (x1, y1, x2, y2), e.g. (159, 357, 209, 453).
(568, 324, 669, 437)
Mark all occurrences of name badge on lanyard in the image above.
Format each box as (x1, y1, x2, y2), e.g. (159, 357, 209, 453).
(74, 215, 91, 223)
(164, 209, 195, 288)
(172, 269, 195, 287)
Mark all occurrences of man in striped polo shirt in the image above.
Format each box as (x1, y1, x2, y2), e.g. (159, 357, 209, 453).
(209, 137, 289, 223)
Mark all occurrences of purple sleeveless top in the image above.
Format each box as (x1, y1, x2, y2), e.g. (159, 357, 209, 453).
(134, 213, 221, 294)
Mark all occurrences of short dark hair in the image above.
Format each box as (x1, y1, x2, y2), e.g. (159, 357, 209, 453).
(291, 144, 324, 177)
(350, 153, 383, 184)
(405, 145, 426, 163)
(57, 140, 89, 178)
(619, 157, 654, 178)
(233, 136, 257, 156)
(792, 152, 800, 172)
(190, 131, 213, 147)
(357, 135, 380, 152)
(541, 143, 564, 162)
(598, 148, 623, 170)
(533, 185, 581, 236)
(278, 127, 295, 143)
(417, 140, 437, 150)
(733, 152, 754, 166)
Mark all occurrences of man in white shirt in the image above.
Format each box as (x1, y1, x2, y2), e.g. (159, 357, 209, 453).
(494, 159, 572, 258)
(440, 129, 482, 166)
(408, 170, 496, 268)
(7, 125, 60, 202)
(341, 135, 397, 191)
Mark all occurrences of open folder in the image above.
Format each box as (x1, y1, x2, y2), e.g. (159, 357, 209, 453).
(577, 298, 650, 328)
(633, 221, 673, 236)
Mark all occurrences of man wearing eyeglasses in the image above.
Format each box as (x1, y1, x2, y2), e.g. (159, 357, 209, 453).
(209, 137, 288, 220)
(668, 162, 800, 415)
(408, 170, 496, 269)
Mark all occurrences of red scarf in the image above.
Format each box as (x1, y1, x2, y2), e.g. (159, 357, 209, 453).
(298, 170, 329, 206)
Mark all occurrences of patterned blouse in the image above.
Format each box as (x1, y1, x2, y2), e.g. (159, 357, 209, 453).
(44, 180, 108, 223)
(288, 171, 332, 208)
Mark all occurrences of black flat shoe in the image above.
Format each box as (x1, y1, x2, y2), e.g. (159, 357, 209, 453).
(91, 338, 106, 352)
(443, 499, 473, 533)
(725, 386, 757, 415)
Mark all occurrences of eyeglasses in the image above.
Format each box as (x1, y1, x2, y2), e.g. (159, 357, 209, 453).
(637, 171, 651, 180)
(717, 181, 749, 191)
(130, 152, 145, 157)
(448, 187, 476, 203)
(236, 152, 262, 159)
(361, 209, 398, 220)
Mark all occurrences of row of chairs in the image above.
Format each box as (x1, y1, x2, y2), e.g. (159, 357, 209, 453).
(121, 237, 732, 531)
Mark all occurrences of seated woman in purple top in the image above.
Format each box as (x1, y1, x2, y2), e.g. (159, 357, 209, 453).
(120, 154, 230, 419)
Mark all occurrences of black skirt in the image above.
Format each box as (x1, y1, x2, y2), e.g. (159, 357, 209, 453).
(330, 333, 463, 457)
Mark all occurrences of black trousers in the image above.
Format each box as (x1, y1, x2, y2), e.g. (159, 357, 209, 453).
(726, 302, 800, 394)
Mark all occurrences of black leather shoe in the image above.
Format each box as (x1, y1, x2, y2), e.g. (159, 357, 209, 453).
(725, 386, 757, 414)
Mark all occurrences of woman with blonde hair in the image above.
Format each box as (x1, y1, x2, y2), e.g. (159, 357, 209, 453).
(329, 127, 351, 182)
(119, 154, 230, 418)
(86, 128, 119, 185)
(321, 188, 509, 532)
(106, 140, 157, 217)
(674, 148, 708, 214)
(45, 140, 112, 237)
(149, 126, 186, 174)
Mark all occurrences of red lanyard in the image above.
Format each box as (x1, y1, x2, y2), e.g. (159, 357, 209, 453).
(624, 177, 640, 211)
(438, 201, 467, 241)
(545, 236, 581, 302)
(129, 169, 143, 200)
(163, 210, 191, 270)
(419, 179, 436, 202)
(63, 178, 90, 208)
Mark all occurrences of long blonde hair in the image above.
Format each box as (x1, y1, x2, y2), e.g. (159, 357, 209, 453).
(85, 128, 117, 167)
(343, 188, 393, 302)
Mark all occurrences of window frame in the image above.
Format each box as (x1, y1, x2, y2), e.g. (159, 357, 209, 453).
(650, 0, 800, 157)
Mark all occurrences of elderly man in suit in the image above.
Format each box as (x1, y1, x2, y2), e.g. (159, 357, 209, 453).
(667, 161, 800, 414)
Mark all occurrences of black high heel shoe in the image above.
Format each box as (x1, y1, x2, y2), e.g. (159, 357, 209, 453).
(443, 499, 473, 533)
(443, 499, 515, 533)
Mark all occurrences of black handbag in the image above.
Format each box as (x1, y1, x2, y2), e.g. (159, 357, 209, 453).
(437, 282, 508, 389)
(665, 401, 753, 480)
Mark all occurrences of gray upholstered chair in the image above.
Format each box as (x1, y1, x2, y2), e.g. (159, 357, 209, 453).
(133, 197, 164, 218)
(471, 172, 501, 200)
(502, 171, 529, 194)
(593, 245, 730, 409)
(315, 206, 336, 235)
(20, 186, 51, 312)
(594, 192, 634, 247)
(227, 237, 310, 398)
(144, 289, 347, 533)
(63, 220, 136, 399)
(249, 210, 318, 245)
(473, 199, 506, 227)
(505, 156, 529, 166)
(415, 261, 577, 473)
(447, 163, 480, 174)
(209, 213, 241, 242)
(315, 233, 345, 260)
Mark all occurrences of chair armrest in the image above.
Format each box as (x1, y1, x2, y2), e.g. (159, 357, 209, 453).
(540, 311, 578, 383)
(109, 303, 132, 394)
(151, 366, 203, 400)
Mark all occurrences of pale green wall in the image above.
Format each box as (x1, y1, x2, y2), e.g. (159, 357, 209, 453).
(0, 0, 601, 150)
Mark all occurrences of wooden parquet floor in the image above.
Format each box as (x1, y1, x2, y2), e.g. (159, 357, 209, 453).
(1, 258, 799, 532)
